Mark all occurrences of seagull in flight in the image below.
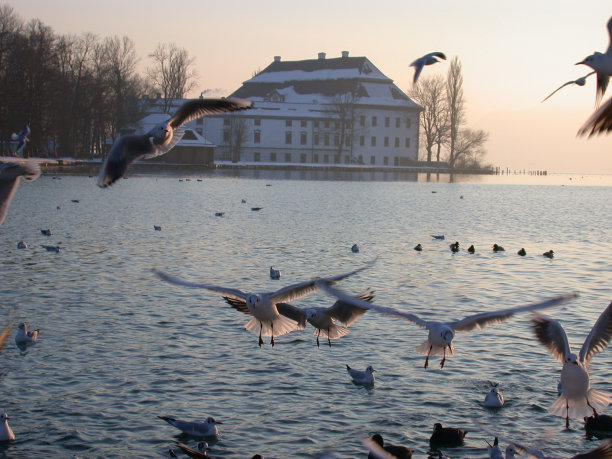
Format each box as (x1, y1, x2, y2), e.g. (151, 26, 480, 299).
(315, 281, 577, 368)
(576, 16, 612, 136)
(98, 98, 252, 187)
(12, 124, 30, 156)
(274, 289, 373, 347)
(531, 301, 612, 428)
(154, 262, 372, 347)
(0, 160, 41, 226)
(410, 52, 446, 84)
(542, 72, 596, 102)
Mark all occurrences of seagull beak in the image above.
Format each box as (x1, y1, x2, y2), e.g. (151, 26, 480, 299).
(575, 60, 585, 65)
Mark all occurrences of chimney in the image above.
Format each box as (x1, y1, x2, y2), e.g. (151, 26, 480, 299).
(341, 51, 349, 58)
(318, 52, 326, 60)
(274, 56, 281, 62)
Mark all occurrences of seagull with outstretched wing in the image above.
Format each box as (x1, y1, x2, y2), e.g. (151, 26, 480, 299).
(410, 52, 446, 84)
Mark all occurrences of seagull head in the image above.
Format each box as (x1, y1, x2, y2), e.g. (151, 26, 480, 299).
(0, 413, 8, 422)
(305, 308, 319, 321)
(246, 294, 260, 310)
(197, 442, 210, 452)
(576, 52, 603, 68)
(441, 328, 454, 346)
(150, 121, 172, 146)
(565, 352, 579, 365)
(18, 322, 26, 330)
(506, 445, 519, 459)
(206, 417, 222, 425)
(365, 365, 376, 373)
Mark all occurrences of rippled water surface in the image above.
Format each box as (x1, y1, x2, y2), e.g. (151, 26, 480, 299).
(0, 171, 611, 458)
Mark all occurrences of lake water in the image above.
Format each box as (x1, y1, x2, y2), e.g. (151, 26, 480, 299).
(0, 170, 611, 458)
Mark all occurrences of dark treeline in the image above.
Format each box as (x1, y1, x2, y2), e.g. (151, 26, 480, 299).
(0, 4, 197, 159)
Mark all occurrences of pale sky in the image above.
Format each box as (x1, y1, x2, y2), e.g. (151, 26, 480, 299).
(10, 0, 612, 174)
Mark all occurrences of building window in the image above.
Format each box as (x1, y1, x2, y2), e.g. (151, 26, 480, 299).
(384, 156, 389, 165)
(396, 117, 400, 128)
(385, 117, 390, 127)
(196, 118, 203, 126)
(314, 133, 319, 145)
(313, 153, 319, 163)
(285, 119, 292, 127)
(324, 120, 330, 128)
(314, 120, 319, 128)
(395, 137, 400, 148)
(254, 152, 260, 162)
(254, 119, 261, 126)
(406, 118, 411, 128)
(384, 137, 389, 147)
(270, 152, 277, 162)
(360, 135, 364, 146)
(372, 116, 377, 127)
(344, 155, 350, 163)
(285, 153, 291, 162)
(360, 115, 365, 127)
(334, 121, 339, 130)
(334, 134, 340, 146)
(301, 120, 307, 128)
(358, 155, 363, 163)
(345, 136, 350, 146)
(370, 156, 375, 165)
(223, 118, 230, 126)
(405, 138, 411, 148)
(371, 136, 376, 147)
(223, 130, 230, 143)
(254, 130, 261, 144)
(394, 157, 399, 166)
(324, 154, 329, 163)
(300, 153, 307, 163)
(324, 133, 329, 146)
(285, 132, 292, 144)
(300, 131, 307, 145)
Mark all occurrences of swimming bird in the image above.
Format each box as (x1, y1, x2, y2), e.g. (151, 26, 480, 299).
(174, 441, 211, 458)
(316, 281, 577, 368)
(276, 289, 373, 347)
(15, 322, 39, 344)
(585, 414, 612, 439)
(467, 245, 475, 254)
(97, 98, 252, 187)
(542, 72, 596, 102)
(0, 160, 40, 226)
(250, 207, 263, 211)
(0, 413, 15, 441)
(269, 266, 281, 280)
(40, 228, 52, 236)
(346, 364, 375, 384)
(543, 250, 554, 259)
(41, 245, 61, 252)
(154, 225, 162, 231)
(449, 241, 459, 253)
(12, 124, 30, 156)
(486, 437, 503, 459)
(531, 301, 612, 428)
(153, 263, 372, 347)
(414, 243, 423, 252)
(431, 235, 445, 240)
(492, 244, 505, 252)
(476, 419, 612, 459)
(214, 212, 225, 217)
(484, 382, 505, 408)
(158, 416, 222, 437)
(429, 423, 466, 447)
(351, 243, 360, 253)
(17, 241, 27, 249)
(410, 52, 446, 84)
(367, 434, 412, 459)
(517, 248, 526, 256)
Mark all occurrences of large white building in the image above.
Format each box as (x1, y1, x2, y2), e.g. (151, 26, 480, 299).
(149, 52, 422, 167)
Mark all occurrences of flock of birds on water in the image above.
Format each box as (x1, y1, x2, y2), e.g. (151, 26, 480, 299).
(0, 14, 611, 459)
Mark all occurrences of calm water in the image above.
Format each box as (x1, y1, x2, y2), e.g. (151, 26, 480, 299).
(0, 171, 611, 458)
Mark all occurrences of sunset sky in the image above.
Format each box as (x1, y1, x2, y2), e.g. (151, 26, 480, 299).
(10, 0, 612, 174)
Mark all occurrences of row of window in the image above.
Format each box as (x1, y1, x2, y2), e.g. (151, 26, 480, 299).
(246, 130, 411, 149)
(221, 116, 412, 129)
(248, 152, 401, 166)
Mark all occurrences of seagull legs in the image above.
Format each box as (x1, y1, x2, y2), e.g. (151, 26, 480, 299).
(587, 397, 599, 417)
(258, 322, 264, 347)
(440, 346, 446, 369)
(270, 322, 275, 347)
(424, 345, 432, 368)
(566, 402, 570, 429)
(327, 328, 331, 347)
(316, 329, 321, 348)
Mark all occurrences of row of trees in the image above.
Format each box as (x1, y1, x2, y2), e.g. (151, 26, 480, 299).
(409, 56, 489, 169)
(0, 4, 198, 159)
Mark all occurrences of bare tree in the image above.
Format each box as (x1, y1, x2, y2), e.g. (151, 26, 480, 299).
(452, 128, 488, 168)
(409, 75, 448, 163)
(147, 43, 198, 113)
(445, 56, 465, 168)
(328, 90, 360, 163)
(228, 117, 249, 162)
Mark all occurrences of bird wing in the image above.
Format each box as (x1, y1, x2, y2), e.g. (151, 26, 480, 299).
(531, 313, 572, 363)
(606, 16, 612, 55)
(223, 296, 251, 316)
(362, 436, 396, 459)
(153, 269, 248, 300)
(573, 439, 612, 459)
(97, 134, 156, 187)
(316, 281, 428, 328)
(270, 260, 374, 304)
(579, 301, 612, 364)
(142, 127, 186, 159)
(327, 289, 374, 326)
(174, 441, 209, 459)
(578, 93, 612, 137)
(596, 73, 610, 106)
(474, 421, 545, 459)
(275, 302, 307, 328)
(168, 98, 252, 129)
(427, 51, 447, 60)
(452, 294, 577, 332)
(411, 62, 424, 84)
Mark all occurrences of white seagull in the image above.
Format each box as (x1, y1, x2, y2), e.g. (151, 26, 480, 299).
(410, 52, 446, 84)
(577, 16, 612, 136)
(484, 382, 505, 408)
(0, 160, 41, 225)
(15, 322, 39, 345)
(346, 364, 375, 384)
(153, 263, 372, 347)
(531, 301, 612, 428)
(542, 72, 596, 102)
(0, 413, 15, 441)
(476, 419, 612, 459)
(275, 289, 373, 347)
(12, 124, 30, 156)
(158, 415, 221, 437)
(316, 281, 577, 368)
(98, 98, 252, 187)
